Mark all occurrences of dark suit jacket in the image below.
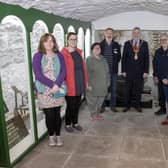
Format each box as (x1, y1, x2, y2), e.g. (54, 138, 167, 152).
(153, 47, 168, 80)
(100, 39, 121, 74)
(122, 40, 149, 79)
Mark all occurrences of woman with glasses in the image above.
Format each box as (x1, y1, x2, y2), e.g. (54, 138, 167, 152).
(61, 32, 88, 132)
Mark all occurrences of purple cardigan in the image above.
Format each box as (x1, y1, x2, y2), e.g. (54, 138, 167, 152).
(32, 52, 66, 88)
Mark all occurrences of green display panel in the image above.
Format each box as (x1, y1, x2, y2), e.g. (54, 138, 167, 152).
(0, 16, 35, 164)
(0, 2, 91, 167)
(0, 80, 10, 167)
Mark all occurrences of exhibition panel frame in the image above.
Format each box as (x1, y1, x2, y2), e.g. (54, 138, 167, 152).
(0, 2, 91, 167)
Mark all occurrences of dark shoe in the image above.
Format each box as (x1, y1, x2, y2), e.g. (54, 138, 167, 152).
(161, 119, 168, 125)
(111, 107, 118, 112)
(135, 107, 142, 113)
(123, 107, 130, 112)
(65, 125, 74, 133)
(100, 107, 105, 113)
(73, 124, 83, 131)
(155, 109, 166, 116)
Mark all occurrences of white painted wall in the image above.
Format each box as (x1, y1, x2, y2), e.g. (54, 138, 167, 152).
(92, 11, 168, 30)
(92, 11, 168, 100)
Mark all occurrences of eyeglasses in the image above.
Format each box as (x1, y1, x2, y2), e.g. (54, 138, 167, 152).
(94, 47, 100, 50)
(69, 38, 77, 41)
(160, 39, 168, 41)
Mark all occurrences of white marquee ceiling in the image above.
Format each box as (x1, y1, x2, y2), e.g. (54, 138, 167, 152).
(1, 0, 168, 21)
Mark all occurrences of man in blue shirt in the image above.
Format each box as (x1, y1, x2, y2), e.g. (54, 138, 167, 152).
(100, 28, 121, 112)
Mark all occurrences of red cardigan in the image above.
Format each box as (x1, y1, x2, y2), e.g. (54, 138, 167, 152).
(61, 48, 88, 96)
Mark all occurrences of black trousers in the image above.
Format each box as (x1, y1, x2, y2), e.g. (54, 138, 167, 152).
(65, 96, 81, 126)
(125, 78, 143, 108)
(43, 106, 62, 136)
(158, 79, 166, 111)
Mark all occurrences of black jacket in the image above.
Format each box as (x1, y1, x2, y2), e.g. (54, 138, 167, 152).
(153, 47, 168, 80)
(122, 40, 149, 79)
(100, 39, 121, 74)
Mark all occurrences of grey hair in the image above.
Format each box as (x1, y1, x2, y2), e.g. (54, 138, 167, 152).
(160, 32, 168, 39)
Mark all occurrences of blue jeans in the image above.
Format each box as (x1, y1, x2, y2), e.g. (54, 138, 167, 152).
(163, 84, 168, 102)
(102, 74, 117, 108)
(163, 84, 168, 119)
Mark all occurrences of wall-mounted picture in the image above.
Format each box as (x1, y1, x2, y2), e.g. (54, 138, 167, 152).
(95, 29, 167, 75)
